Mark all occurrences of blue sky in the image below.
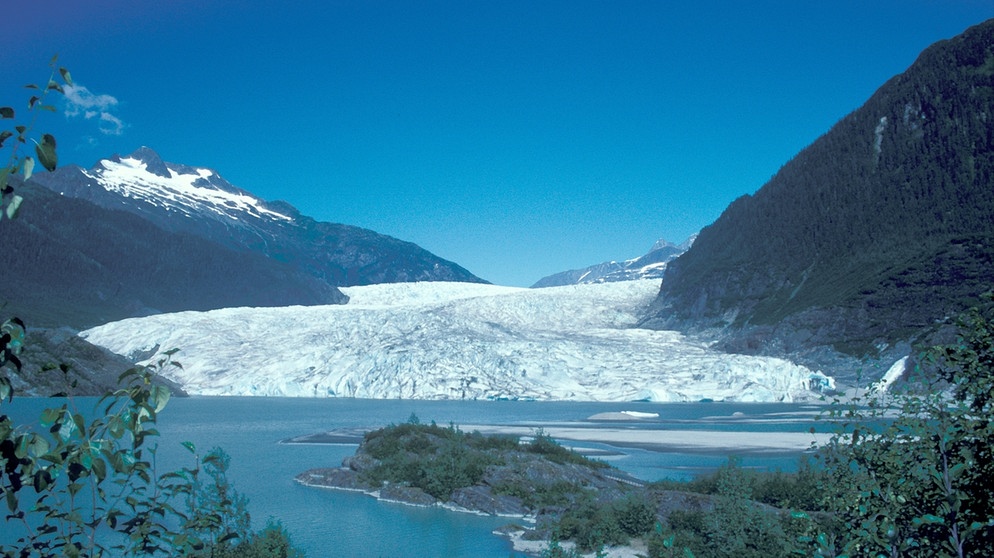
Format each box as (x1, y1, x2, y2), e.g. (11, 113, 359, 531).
(4, 1, 992, 286)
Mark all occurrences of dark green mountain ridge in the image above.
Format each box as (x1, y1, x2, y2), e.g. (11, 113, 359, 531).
(644, 19, 994, 379)
(0, 179, 345, 329)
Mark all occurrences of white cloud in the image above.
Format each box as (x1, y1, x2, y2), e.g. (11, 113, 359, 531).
(99, 112, 125, 136)
(63, 84, 126, 136)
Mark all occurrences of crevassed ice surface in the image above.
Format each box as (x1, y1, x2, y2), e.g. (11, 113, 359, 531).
(80, 280, 820, 402)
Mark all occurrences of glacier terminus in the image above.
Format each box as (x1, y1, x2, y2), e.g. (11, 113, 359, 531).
(80, 280, 833, 402)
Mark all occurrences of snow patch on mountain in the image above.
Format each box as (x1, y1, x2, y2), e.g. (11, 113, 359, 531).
(83, 154, 291, 222)
(532, 237, 693, 288)
(80, 280, 826, 402)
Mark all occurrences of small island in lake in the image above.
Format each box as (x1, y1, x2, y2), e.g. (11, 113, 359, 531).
(294, 419, 724, 555)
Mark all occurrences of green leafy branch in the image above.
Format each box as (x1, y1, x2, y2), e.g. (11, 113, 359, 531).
(0, 53, 69, 222)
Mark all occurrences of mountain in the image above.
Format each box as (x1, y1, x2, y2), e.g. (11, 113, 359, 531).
(2, 147, 485, 329)
(1, 178, 346, 328)
(34, 147, 485, 287)
(80, 281, 830, 402)
(531, 237, 694, 288)
(5, 327, 185, 397)
(642, 20, 994, 380)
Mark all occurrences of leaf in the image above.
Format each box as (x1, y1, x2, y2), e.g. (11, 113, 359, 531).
(57, 415, 78, 441)
(948, 462, 966, 480)
(149, 384, 171, 413)
(22, 156, 35, 181)
(29, 435, 49, 457)
(182, 441, 196, 454)
(0, 107, 13, 119)
(59, 67, 73, 86)
(40, 407, 61, 427)
(0, 130, 12, 148)
(33, 469, 53, 492)
(14, 435, 30, 459)
(33, 133, 57, 171)
(72, 412, 85, 436)
(108, 416, 126, 439)
(46, 80, 63, 93)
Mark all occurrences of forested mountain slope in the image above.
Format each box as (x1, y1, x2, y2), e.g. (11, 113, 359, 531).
(644, 20, 994, 379)
(0, 179, 345, 329)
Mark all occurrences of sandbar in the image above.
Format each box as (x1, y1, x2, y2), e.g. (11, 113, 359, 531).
(459, 424, 827, 454)
(284, 423, 829, 454)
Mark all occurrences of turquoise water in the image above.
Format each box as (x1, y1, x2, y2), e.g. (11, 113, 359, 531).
(1, 397, 828, 557)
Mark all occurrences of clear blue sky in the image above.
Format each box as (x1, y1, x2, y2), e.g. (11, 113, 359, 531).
(4, 1, 992, 286)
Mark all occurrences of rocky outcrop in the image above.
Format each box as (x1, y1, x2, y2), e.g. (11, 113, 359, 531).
(450, 485, 529, 516)
(6, 327, 184, 397)
(379, 484, 438, 507)
(296, 467, 370, 493)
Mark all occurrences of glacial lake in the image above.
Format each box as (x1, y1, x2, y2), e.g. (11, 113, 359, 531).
(0, 397, 831, 557)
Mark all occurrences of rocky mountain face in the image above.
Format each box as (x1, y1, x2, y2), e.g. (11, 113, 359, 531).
(643, 20, 994, 381)
(4, 327, 185, 397)
(2, 147, 485, 330)
(531, 237, 693, 288)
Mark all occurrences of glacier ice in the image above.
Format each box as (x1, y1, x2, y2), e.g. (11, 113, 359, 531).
(80, 280, 823, 402)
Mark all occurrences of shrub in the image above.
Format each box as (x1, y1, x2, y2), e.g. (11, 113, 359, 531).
(613, 493, 657, 537)
(526, 429, 608, 469)
(492, 479, 587, 509)
(557, 496, 627, 551)
(818, 298, 994, 557)
(358, 422, 503, 500)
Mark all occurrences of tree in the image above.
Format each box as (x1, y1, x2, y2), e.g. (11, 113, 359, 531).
(819, 297, 994, 557)
(0, 55, 65, 227)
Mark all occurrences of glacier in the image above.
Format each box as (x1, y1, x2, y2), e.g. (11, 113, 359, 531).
(80, 280, 826, 402)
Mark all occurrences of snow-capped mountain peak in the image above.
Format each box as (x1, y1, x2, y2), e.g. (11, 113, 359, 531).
(26, 147, 486, 299)
(531, 235, 695, 288)
(651, 235, 696, 252)
(83, 147, 291, 223)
